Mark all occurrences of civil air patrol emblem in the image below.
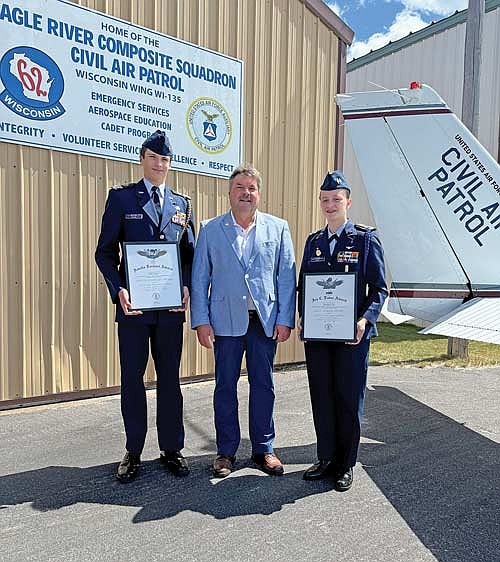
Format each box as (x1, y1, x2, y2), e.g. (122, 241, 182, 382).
(186, 98, 232, 154)
(202, 110, 218, 140)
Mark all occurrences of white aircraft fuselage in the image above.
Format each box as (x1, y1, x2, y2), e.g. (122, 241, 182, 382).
(337, 84, 500, 344)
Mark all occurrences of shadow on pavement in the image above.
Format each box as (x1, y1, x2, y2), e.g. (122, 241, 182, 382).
(360, 386, 500, 562)
(0, 442, 333, 523)
(1, 385, 498, 562)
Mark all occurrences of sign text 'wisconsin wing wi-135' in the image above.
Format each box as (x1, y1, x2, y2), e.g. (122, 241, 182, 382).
(337, 83, 500, 344)
(0, 0, 243, 178)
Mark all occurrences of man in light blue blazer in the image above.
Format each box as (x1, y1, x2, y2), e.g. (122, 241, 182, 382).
(190, 164, 296, 478)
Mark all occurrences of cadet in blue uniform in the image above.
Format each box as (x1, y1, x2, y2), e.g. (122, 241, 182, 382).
(298, 171, 387, 491)
(95, 130, 195, 482)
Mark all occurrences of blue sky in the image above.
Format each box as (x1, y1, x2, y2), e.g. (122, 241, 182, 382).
(323, 0, 468, 60)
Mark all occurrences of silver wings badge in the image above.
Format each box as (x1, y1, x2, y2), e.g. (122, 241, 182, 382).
(137, 249, 167, 259)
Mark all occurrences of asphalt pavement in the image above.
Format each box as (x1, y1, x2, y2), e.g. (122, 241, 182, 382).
(1, 365, 499, 562)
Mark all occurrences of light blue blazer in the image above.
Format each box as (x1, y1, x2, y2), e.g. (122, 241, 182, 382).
(190, 211, 296, 338)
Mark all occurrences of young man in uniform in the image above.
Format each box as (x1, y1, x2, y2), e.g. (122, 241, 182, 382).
(95, 130, 195, 482)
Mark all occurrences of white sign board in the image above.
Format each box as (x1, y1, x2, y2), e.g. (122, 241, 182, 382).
(0, 0, 243, 178)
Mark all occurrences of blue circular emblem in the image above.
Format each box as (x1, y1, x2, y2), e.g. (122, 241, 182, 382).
(0, 46, 65, 121)
(186, 98, 232, 154)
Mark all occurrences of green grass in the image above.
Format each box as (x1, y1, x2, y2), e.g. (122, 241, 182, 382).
(369, 323, 500, 368)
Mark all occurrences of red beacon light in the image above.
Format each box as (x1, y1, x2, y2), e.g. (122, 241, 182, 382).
(410, 81, 421, 89)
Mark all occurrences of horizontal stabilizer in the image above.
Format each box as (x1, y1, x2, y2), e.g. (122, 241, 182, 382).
(381, 299, 413, 325)
(420, 298, 500, 344)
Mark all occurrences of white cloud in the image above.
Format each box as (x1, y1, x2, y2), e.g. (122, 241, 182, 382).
(349, 9, 428, 60)
(324, 1, 344, 17)
(401, 0, 467, 16)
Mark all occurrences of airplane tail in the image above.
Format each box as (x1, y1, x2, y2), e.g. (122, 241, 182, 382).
(337, 84, 500, 343)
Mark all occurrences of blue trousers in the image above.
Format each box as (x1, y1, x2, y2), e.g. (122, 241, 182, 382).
(304, 337, 370, 470)
(213, 315, 278, 457)
(117, 313, 185, 455)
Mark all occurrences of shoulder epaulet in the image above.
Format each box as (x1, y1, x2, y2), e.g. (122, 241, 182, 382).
(306, 229, 323, 242)
(171, 189, 191, 200)
(111, 182, 134, 190)
(354, 223, 376, 232)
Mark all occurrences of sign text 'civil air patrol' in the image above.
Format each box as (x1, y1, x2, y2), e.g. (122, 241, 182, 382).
(0, 0, 243, 178)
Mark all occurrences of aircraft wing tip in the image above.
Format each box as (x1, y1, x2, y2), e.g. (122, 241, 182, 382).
(419, 298, 500, 345)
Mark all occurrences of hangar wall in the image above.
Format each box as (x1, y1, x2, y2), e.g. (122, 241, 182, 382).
(0, 0, 353, 405)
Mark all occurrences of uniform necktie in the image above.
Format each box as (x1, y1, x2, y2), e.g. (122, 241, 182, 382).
(328, 233, 338, 257)
(151, 185, 162, 224)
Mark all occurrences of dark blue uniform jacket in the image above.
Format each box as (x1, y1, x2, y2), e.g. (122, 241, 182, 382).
(95, 179, 195, 322)
(298, 220, 387, 338)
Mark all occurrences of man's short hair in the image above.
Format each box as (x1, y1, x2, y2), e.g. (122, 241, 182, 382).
(229, 164, 262, 191)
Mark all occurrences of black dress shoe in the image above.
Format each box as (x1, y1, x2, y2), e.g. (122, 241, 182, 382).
(160, 450, 190, 476)
(116, 452, 141, 483)
(334, 467, 353, 492)
(303, 460, 336, 481)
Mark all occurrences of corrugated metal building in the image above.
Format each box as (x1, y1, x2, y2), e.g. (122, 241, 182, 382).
(344, 0, 500, 225)
(0, 0, 353, 406)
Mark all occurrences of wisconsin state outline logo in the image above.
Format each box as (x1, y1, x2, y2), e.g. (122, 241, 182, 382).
(0, 46, 65, 121)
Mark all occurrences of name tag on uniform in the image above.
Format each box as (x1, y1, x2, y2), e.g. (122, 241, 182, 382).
(172, 211, 186, 226)
(125, 213, 143, 219)
(337, 251, 359, 264)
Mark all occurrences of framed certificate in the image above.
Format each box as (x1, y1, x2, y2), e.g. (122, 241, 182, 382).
(301, 272, 357, 342)
(123, 242, 183, 311)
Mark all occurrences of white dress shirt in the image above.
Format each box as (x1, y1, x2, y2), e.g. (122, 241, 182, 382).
(231, 211, 257, 310)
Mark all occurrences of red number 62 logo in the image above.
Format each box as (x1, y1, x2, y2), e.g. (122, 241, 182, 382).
(16, 57, 48, 98)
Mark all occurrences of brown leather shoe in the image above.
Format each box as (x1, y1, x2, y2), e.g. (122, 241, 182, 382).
(251, 452, 284, 475)
(213, 455, 235, 478)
